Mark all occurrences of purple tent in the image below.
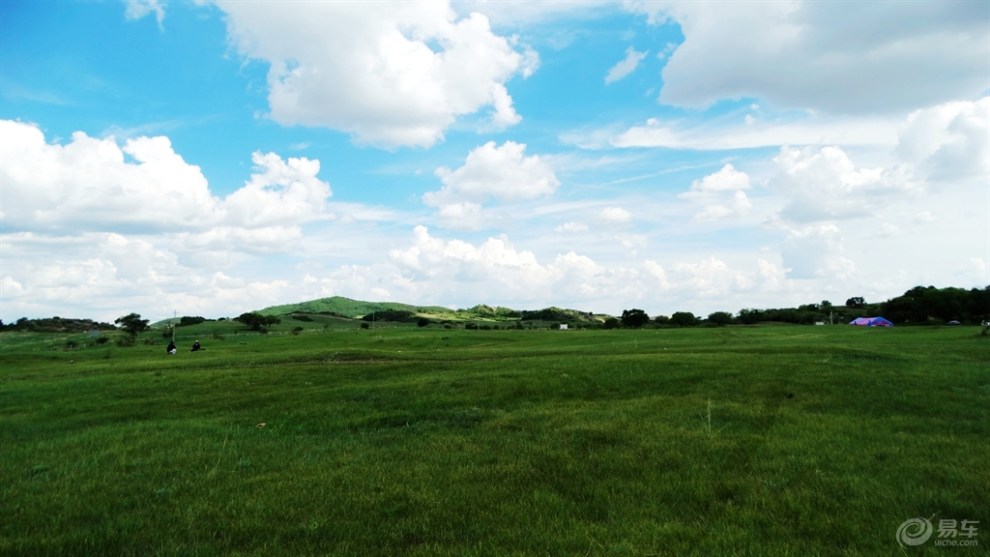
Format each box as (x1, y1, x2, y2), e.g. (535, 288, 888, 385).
(848, 316, 893, 327)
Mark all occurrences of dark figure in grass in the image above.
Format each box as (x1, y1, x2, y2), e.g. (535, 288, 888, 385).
(191, 340, 202, 352)
(166, 340, 177, 355)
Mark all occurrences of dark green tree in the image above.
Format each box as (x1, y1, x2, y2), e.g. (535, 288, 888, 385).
(235, 312, 281, 332)
(361, 310, 415, 323)
(620, 308, 651, 328)
(669, 311, 698, 327)
(179, 316, 206, 326)
(114, 313, 149, 337)
(820, 300, 834, 324)
(706, 311, 734, 326)
(737, 308, 764, 325)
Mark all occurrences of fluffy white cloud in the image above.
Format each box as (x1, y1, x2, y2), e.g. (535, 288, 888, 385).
(605, 46, 648, 84)
(686, 163, 751, 193)
(424, 141, 559, 228)
(389, 225, 553, 297)
(1, 231, 196, 318)
(757, 98, 990, 286)
(0, 120, 332, 234)
(0, 121, 348, 321)
(223, 151, 332, 227)
(679, 163, 752, 222)
(0, 227, 355, 322)
(213, 0, 535, 148)
(628, 0, 990, 114)
(895, 97, 990, 183)
(382, 226, 784, 312)
(767, 145, 911, 223)
(599, 206, 632, 225)
(0, 120, 220, 231)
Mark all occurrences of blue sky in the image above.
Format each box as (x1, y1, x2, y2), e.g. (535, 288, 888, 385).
(1, 0, 988, 323)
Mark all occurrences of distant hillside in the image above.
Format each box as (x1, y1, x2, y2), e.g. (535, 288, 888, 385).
(255, 296, 607, 323)
(257, 296, 459, 319)
(0, 316, 116, 333)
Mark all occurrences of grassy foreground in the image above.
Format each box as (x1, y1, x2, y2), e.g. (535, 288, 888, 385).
(1, 325, 987, 556)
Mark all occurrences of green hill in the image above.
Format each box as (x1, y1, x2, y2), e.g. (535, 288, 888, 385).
(255, 296, 607, 324)
(256, 296, 459, 320)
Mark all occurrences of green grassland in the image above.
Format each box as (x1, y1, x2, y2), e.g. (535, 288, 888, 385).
(1, 324, 987, 556)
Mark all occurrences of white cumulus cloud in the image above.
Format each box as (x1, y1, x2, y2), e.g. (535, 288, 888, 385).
(213, 0, 535, 148)
(686, 163, 751, 193)
(599, 206, 633, 225)
(680, 163, 752, 222)
(895, 97, 990, 183)
(767, 145, 911, 223)
(424, 141, 559, 228)
(223, 151, 332, 228)
(0, 120, 219, 232)
(0, 120, 333, 234)
(427, 141, 559, 205)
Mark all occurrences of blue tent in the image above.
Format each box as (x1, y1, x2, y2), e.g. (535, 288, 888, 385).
(848, 316, 893, 327)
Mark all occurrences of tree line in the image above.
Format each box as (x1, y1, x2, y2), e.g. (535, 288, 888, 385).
(2, 285, 987, 334)
(613, 285, 990, 328)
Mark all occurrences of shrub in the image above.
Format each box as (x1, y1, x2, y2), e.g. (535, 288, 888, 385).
(116, 336, 136, 347)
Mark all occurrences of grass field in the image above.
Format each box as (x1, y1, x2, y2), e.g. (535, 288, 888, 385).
(1, 324, 987, 556)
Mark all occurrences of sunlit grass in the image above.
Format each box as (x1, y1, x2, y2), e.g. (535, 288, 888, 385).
(1, 325, 987, 555)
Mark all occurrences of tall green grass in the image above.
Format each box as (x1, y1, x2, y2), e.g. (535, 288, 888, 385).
(1, 326, 987, 556)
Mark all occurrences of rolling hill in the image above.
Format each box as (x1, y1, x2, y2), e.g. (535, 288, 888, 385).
(254, 296, 607, 324)
(256, 296, 459, 319)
